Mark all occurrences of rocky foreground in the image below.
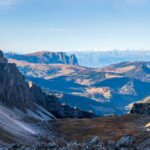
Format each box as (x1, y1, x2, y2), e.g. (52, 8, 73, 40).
(1, 115, 150, 150)
(2, 135, 150, 150)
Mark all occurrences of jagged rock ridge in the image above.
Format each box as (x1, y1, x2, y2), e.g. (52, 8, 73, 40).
(0, 51, 34, 111)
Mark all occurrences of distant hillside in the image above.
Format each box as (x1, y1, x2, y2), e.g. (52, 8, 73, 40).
(139, 97, 150, 103)
(5, 51, 78, 65)
(7, 56, 150, 115)
(55, 93, 122, 115)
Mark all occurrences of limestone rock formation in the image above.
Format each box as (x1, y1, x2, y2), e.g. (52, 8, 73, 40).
(5, 51, 79, 65)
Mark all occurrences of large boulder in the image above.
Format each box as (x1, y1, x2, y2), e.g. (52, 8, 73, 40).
(82, 136, 106, 150)
(116, 135, 135, 149)
(131, 103, 150, 115)
(107, 140, 116, 150)
(137, 138, 150, 150)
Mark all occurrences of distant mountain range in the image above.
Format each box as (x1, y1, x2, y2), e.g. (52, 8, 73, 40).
(73, 50, 150, 67)
(5, 51, 150, 115)
(5, 50, 150, 68)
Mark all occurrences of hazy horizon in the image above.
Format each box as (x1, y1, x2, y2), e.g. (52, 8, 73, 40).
(2, 49, 150, 54)
(1, 0, 150, 53)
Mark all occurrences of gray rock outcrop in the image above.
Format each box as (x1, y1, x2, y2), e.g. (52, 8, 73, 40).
(0, 50, 34, 111)
(131, 103, 150, 115)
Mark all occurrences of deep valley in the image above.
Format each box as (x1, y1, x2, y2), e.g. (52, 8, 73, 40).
(0, 50, 149, 150)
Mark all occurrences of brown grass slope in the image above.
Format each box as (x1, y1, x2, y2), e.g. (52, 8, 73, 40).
(52, 114, 150, 144)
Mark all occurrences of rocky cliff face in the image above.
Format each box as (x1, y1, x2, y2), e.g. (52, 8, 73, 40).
(0, 50, 94, 118)
(0, 51, 34, 111)
(130, 97, 150, 115)
(130, 103, 150, 114)
(5, 51, 79, 65)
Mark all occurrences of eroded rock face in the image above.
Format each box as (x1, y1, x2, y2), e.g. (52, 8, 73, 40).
(69, 54, 78, 65)
(0, 50, 34, 111)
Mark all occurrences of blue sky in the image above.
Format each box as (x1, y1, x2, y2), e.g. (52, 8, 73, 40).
(0, 0, 150, 53)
